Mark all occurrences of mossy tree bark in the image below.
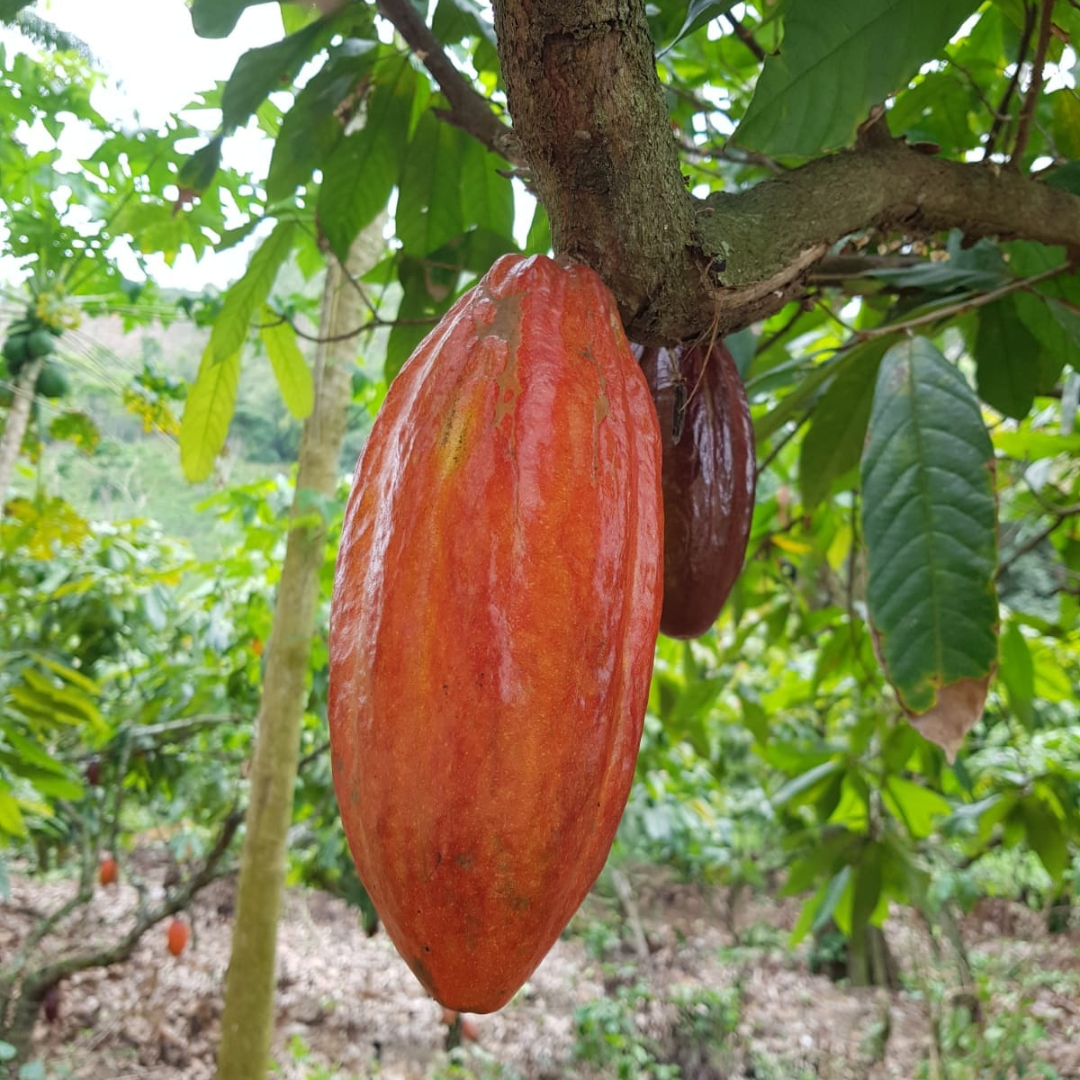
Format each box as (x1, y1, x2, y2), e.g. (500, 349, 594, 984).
(214, 224, 382, 1080)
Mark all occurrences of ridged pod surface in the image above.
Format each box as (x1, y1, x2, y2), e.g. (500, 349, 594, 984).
(330, 254, 663, 1013)
(635, 342, 755, 639)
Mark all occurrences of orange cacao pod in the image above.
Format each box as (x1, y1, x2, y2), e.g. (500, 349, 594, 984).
(330, 254, 663, 1013)
(635, 341, 755, 638)
(98, 856, 118, 887)
(167, 917, 190, 957)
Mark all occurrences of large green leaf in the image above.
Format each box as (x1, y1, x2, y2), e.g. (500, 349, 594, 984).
(861, 338, 998, 755)
(460, 139, 514, 239)
(259, 305, 314, 419)
(385, 255, 459, 378)
(657, 0, 740, 56)
(0, 789, 26, 838)
(318, 58, 417, 262)
(180, 343, 243, 482)
(735, 0, 981, 156)
(998, 621, 1035, 727)
(265, 43, 379, 201)
(220, 19, 330, 134)
(865, 234, 1009, 295)
(177, 136, 224, 194)
(210, 220, 296, 362)
(973, 299, 1042, 419)
(881, 776, 951, 839)
(191, 0, 275, 38)
(1021, 795, 1070, 881)
(1006, 242, 1080, 349)
(799, 339, 889, 507)
(397, 109, 468, 256)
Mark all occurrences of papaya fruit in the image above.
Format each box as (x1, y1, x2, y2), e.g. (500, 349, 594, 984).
(635, 341, 756, 639)
(329, 254, 663, 1013)
(26, 327, 57, 359)
(2, 333, 29, 372)
(35, 361, 70, 400)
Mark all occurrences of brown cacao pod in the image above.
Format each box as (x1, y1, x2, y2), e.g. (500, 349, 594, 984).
(635, 341, 755, 639)
(330, 254, 663, 1013)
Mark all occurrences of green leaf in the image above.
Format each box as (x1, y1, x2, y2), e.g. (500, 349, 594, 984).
(384, 249, 464, 379)
(735, 0, 981, 156)
(47, 410, 100, 452)
(993, 428, 1080, 461)
(1045, 160, 1080, 195)
(1005, 242, 1080, 349)
(265, 43, 379, 201)
(850, 842, 883, 936)
(0, 788, 26, 837)
(221, 19, 329, 134)
(459, 138, 514, 239)
(973, 298, 1042, 419)
(1021, 796, 1069, 881)
(1012, 291, 1078, 386)
(180, 342, 243, 483)
(259, 306, 314, 419)
(191, 0, 275, 38)
(524, 201, 551, 256)
(431, 0, 498, 46)
(658, 0, 739, 56)
(1051, 90, 1080, 159)
(3, 728, 74, 776)
(318, 58, 415, 261)
(861, 338, 998, 738)
(783, 831, 859, 896)
(866, 235, 1009, 294)
(998, 621, 1035, 727)
(211, 220, 296, 362)
(397, 110, 467, 256)
(30, 655, 101, 696)
(799, 339, 888, 507)
(177, 136, 224, 194)
(280, 3, 320, 34)
(881, 776, 951, 839)
(771, 759, 843, 808)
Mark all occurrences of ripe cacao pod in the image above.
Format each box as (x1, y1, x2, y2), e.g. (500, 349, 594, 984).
(42, 983, 61, 1024)
(330, 253, 663, 1014)
(167, 917, 190, 957)
(634, 341, 755, 639)
(99, 856, 118, 886)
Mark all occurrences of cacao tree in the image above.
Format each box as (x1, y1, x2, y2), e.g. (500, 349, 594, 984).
(169, 0, 1078, 749)
(166, 0, 1079, 1042)
(6, 0, 1080, 1066)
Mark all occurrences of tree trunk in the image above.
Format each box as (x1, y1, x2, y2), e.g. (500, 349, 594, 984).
(0, 357, 43, 510)
(214, 226, 383, 1080)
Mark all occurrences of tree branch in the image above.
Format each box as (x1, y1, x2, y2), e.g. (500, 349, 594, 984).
(1010, 0, 1054, 167)
(19, 810, 241, 995)
(984, 1, 1035, 160)
(374, 0, 519, 163)
(721, 13, 766, 63)
(489, 0, 1080, 345)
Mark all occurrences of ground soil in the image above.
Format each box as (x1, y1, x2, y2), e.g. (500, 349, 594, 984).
(2, 862, 1078, 1080)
